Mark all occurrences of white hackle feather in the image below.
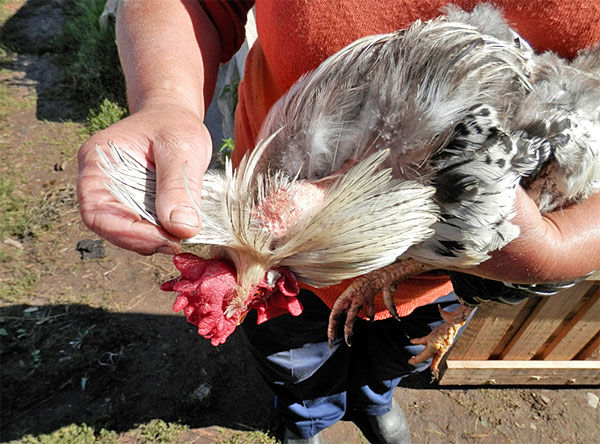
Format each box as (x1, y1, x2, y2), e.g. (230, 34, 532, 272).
(97, 141, 159, 226)
(98, 137, 439, 288)
(273, 151, 438, 286)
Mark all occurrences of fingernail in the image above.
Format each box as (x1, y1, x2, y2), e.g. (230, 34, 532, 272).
(170, 206, 199, 228)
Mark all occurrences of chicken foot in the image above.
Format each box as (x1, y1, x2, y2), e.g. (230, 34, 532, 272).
(327, 258, 434, 346)
(408, 304, 474, 379)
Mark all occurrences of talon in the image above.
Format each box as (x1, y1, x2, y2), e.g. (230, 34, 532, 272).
(343, 302, 364, 347)
(383, 286, 401, 321)
(327, 311, 342, 347)
(345, 332, 353, 347)
(438, 304, 455, 323)
(326, 260, 435, 353)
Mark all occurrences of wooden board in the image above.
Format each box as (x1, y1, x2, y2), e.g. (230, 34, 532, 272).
(575, 331, 600, 360)
(447, 299, 536, 360)
(440, 277, 600, 385)
(440, 360, 600, 385)
(544, 291, 600, 360)
(500, 280, 596, 360)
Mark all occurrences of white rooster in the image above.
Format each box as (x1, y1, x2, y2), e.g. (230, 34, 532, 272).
(97, 4, 599, 371)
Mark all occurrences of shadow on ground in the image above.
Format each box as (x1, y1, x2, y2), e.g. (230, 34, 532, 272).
(1, 0, 76, 122)
(0, 304, 278, 441)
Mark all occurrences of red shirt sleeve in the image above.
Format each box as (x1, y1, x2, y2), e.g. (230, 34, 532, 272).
(198, 0, 255, 63)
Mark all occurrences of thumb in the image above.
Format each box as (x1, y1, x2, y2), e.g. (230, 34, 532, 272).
(153, 128, 212, 239)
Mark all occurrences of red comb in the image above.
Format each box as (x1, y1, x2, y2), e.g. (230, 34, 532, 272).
(161, 254, 303, 345)
(161, 253, 237, 346)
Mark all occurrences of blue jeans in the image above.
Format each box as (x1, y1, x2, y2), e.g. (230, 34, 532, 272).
(241, 289, 461, 438)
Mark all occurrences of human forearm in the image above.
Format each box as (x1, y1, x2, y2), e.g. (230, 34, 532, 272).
(470, 189, 600, 283)
(116, 0, 221, 116)
(78, 0, 223, 253)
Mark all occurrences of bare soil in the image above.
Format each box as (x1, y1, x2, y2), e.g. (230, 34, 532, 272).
(1, 2, 599, 443)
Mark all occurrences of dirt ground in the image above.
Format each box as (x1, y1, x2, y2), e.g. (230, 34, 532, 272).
(1, 1, 599, 443)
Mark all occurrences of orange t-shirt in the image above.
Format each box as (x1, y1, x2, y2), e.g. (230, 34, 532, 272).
(200, 0, 600, 318)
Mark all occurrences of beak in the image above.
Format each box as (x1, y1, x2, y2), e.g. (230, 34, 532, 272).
(237, 309, 250, 325)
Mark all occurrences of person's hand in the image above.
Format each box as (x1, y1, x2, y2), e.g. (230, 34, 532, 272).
(466, 187, 600, 283)
(77, 104, 212, 255)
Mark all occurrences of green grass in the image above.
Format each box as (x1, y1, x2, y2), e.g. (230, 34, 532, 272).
(10, 421, 189, 444)
(220, 430, 279, 444)
(86, 98, 127, 134)
(137, 419, 188, 444)
(17, 424, 119, 444)
(0, 178, 77, 304)
(0, 43, 14, 66)
(0, 266, 38, 303)
(1, 0, 127, 128)
(219, 137, 235, 159)
(0, 81, 28, 119)
(0, 174, 77, 242)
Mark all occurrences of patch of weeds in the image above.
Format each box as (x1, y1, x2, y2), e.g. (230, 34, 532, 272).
(221, 430, 279, 444)
(26, 183, 78, 234)
(35, 120, 89, 164)
(137, 419, 187, 444)
(0, 178, 76, 304)
(0, 246, 19, 263)
(1, 0, 126, 123)
(86, 98, 127, 133)
(0, 0, 17, 26)
(0, 0, 64, 55)
(212, 138, 235, 169)
(17, 423, 119, 444)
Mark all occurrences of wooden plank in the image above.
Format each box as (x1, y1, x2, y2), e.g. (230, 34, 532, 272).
(500, 281, 595, 360)
(445, 304, 492, 359)
(447, 299, 536, 360)
(439, 360, 600, 385)
(574, 331, 600, 360)
(488, 297, 541, 359)
(544, 291, 600, 360)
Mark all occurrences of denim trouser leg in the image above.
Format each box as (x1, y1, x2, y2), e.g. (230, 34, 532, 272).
(241, 289, 461, 438)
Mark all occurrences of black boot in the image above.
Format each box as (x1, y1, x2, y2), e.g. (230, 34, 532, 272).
(366, 400, 411, 444)
(283, 428, 324, 444)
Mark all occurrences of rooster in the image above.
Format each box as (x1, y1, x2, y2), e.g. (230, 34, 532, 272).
(97, 4, 599, 372)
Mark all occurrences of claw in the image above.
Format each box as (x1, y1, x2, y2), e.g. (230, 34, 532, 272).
(328, 300, 350, 348)
(383, 285, 401, 321)
(327, 259, 434, 348)
(408, 304, 474, 380)
(328, 283, 373, 347)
